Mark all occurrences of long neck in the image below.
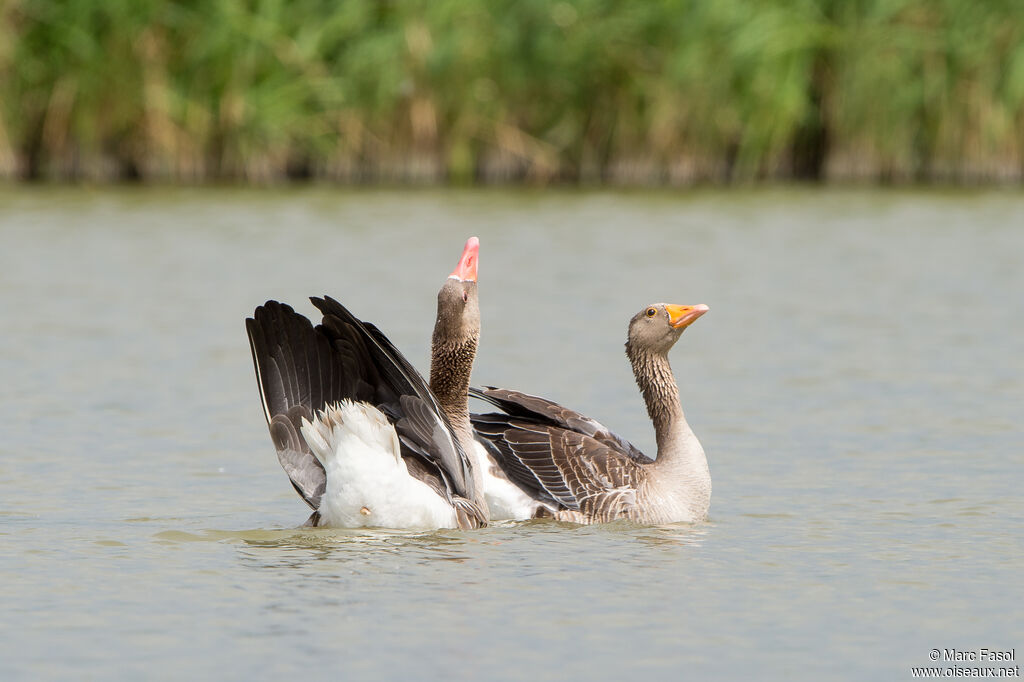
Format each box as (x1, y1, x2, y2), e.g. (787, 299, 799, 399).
(429, 334, 477, 451)
(429, 332, 488, 516)
(626, 344, 703, 472)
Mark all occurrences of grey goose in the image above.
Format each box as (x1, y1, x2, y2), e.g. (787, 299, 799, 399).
(245, 238, 489, 529)
(471, 302, 711, 524)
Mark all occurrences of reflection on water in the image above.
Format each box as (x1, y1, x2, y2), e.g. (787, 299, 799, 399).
(1, 188, 1022, 680)
(237, 527, 475, 561)
(632, 523, 713, 549)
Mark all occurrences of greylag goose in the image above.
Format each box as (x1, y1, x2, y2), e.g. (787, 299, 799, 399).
(471, 302, 711, 524)
(245, 238, 488, 529)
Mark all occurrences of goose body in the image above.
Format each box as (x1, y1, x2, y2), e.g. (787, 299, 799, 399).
(471, 302, 711, 525)
(245, 239, 487, 529)
(301, 401, 462, 528)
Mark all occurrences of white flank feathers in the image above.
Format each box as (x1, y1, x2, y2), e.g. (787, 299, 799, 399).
(301, 400, 458, 529)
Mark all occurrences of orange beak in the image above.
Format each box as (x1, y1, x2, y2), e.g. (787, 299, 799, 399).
(448, 236, 479, 282)
(666, 303, 709, 329)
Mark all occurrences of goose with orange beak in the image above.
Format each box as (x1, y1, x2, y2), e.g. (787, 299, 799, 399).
(471, 301, 713, 525)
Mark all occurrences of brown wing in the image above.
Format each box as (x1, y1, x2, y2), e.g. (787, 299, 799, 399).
(471, 387, 651, 464)
(495, 419, 648, 522)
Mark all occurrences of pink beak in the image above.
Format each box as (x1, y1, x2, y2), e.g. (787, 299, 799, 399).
(448, 236, 479, 282)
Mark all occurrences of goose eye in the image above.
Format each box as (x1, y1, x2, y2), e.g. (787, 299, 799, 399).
(646, 307, 657, 318)
(462, 291, 469, 302)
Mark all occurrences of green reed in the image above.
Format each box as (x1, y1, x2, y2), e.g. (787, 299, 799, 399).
(1, 0, 1021, 183)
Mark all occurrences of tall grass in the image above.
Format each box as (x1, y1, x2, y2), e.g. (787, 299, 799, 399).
(1, 0, 1022, 183)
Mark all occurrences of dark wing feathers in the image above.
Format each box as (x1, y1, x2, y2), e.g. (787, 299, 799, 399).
(393, 394, 465, 495)
(502, 425, 579, 509)
(246, 303, 335, 510)
(311, 296, 474, 496)
(361, 321, 436, 404)
(247, 297, 482, 526)
(470, 387, 650, 522)
(477, 415, 647, 521)
(470, 387, 651, 464)
(471, 414, 561, 508)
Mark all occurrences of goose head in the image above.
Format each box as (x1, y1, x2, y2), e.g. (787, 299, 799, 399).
(627, 302, 709, 355)
(433, 236, 480, 348)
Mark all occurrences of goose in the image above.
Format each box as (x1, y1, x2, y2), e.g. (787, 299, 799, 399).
(245, 237, 489, 529)
(470, 302, 711, 524)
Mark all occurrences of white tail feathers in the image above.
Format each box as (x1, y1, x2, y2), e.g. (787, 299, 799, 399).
(298, 399, 458, 529)
(302, 400, 401, 468)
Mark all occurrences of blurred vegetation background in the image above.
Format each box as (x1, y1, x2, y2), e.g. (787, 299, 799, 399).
(1, 0, 1023, 185)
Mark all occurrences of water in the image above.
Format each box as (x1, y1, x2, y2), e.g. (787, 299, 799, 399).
(1, 187, 1022, 680)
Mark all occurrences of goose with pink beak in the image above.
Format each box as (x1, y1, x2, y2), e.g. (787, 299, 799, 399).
(246, 237, 489, 529)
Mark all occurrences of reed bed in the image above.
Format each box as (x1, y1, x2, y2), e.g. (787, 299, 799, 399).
(1, 0, 1022, 184)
